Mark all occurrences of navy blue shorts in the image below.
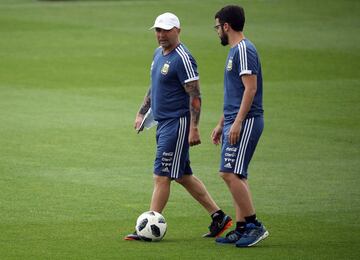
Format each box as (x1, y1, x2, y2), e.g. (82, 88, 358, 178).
(154, 116, 192, 179)
(220, 116, 264, 178)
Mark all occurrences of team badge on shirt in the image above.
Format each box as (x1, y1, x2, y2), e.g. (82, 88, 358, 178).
(227, 58, 233, 71)
(161, 62, 170, 75)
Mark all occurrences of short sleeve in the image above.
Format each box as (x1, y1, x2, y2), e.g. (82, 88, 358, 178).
(175, 45, 199, 84)
(237, 41, 259, 76)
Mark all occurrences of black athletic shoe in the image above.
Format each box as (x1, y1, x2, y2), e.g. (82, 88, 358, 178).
(203, 215, 233, 237)
(124, 231, 140, 241)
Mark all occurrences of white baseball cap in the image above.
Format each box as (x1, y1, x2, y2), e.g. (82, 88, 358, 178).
(150, 12, 180, 30)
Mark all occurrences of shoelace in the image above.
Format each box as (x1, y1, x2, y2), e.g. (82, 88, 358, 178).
(242, 226, 259, 237)
(225, 230, 242, 241)
(226, 230, 237, 237)
(209, 217, 224, 231)
(225, 230, 236, 237)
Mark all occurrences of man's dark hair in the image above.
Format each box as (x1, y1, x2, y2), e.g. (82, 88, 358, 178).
(215, 5, 245, 32)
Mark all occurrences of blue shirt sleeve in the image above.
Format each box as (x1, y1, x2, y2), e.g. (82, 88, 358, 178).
(175, 45, 199, 84)
(237, 40, 259, 76)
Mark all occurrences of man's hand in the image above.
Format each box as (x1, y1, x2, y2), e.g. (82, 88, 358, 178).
(189, 127, 201, 146)
(135, 86, 151, 132)
(228, 120, 242, 145)
(211, 124, 223, 145)
(134, 114, 144, 131)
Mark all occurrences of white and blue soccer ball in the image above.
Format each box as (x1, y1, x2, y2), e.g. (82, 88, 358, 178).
(135, 211, 167, 242)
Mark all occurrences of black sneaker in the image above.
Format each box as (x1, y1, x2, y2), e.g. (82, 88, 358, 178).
(124, 231, 140, 241)
(203, 215, 232, 237)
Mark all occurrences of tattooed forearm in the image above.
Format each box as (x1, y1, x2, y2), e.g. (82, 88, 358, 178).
(138, 87, 151, 115)
(184, 80, 201, 127)
(190, 95, 201, 126)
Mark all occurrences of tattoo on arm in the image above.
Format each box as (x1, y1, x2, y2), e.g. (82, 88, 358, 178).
(184, 80, 201, 127)
(138, 87, 151, 115)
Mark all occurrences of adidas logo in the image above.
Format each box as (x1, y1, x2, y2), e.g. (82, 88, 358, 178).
(162, 167, 170, 173)
(224, 162, 232, 168)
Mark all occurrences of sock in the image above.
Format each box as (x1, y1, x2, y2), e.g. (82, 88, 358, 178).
(236, 221, 246, 232)
(211, 210, 225, 221)
(245, 214, 261, 226)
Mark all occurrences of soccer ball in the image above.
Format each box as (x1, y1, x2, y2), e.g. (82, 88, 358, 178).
(135, 211, 167, 242)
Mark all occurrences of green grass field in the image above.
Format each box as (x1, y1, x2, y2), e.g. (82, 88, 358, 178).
(1, 0, 359, 259)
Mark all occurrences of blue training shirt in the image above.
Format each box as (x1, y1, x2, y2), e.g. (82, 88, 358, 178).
(223, 39, 263, 120)
(151, 43, 199, 121)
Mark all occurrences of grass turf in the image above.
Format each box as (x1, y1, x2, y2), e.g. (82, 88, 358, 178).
(0, 0, 359, 259)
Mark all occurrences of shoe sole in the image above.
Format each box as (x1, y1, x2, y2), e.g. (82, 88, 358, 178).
(216, 241, 236, 245)
(236, 230, 269, 247)
(215, 235, 238, 245)
(203, 219, 233, 238)
(216, 220, 233, 237)
(124, 236, 140, 241)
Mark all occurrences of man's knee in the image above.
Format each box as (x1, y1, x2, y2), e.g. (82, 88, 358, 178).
(219, 172, 247, 184)
(219, 172, 236, 183)
(174, 175, 187, 185)
(153, 175, 171, 185)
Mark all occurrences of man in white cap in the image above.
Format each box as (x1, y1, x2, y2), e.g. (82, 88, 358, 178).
(124, 12, 232, 240)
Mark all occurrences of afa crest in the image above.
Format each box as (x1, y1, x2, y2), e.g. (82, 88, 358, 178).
(161, 62, 170, 75)
(227, 58, 233, 71)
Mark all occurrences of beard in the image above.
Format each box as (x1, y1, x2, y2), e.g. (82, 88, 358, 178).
(220, 33, 229, 46)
